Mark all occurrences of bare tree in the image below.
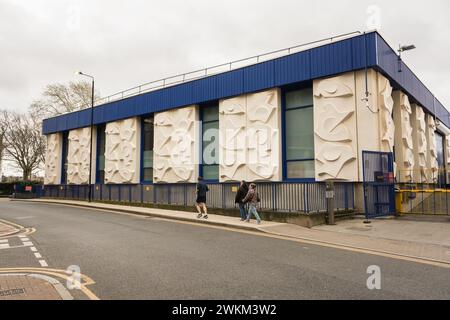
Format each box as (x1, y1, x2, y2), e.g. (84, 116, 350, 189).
(30, 80, 100, 120)
(1, 111, 46, 181)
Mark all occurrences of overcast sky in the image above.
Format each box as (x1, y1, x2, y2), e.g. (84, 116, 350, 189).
(1, 0, 450, 114)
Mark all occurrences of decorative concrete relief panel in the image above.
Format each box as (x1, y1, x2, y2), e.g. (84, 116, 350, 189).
(67, 128, 91, 185)
(104, 118, 140, 184)
(246, 89, 282, 182)
(44, 133, 62, 185)
(313, 73, 358, 181)
(219, 89, 282, 182)
(378, 76, 395, 153)
(447, 136, 450, 165)
(399, 93, 414, 182)
(154, 106, 199, 183)
(393, 92, 415, 182)
(427, 115, 439, 183)
(412, 105, 428, 183)
(219, 96, 247, 182)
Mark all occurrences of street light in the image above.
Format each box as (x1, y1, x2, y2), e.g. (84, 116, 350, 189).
(397, 44, 416, 72)
(76, 71, 95, 203)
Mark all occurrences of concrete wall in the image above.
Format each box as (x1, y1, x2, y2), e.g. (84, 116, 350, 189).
(104, 117, 141, 184)
(313, 72, 358, 181)
(426, 114, 439, 183)
(44, 133, 63, 185)
(393, 91, 414, 183)
(67, 127, 91, 185)
(219, 88, 282, 182)
(153, 105, 200, 183)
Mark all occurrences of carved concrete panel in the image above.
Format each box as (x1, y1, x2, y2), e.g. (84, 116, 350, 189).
(153, 106, 199, 183)
(67, 128, 91, 185)
(219, 95, 247, 182)
(44, 133, 62, 185)
(427, 114, 439, 183)
(313, 73, 357, 181)
(104, 117, 140, 184)
(378, 76, 395, 153)
(412, 105, 428, 183)
(393, 92, 414, 183)
(219, 89, 282, 182)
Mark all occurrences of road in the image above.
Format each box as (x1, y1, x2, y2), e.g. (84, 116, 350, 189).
(0, 199, 449, 300)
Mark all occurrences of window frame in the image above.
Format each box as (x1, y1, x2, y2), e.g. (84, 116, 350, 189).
(140, 115, 155, 185)
(282, 86, 316, 182)
(60, 131, 69, 185)
(95, 124, 106, 184)
(199, 102, 220, 183)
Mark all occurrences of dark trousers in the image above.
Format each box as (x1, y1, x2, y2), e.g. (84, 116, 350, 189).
(238, 202, 247, 220)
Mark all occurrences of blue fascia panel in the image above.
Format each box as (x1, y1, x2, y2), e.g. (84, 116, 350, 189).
(243, 60, 275, 92)
(274, 49, 311, 86)
(310, 38, 353, 78)
(375, 33, 449, 128)
(42, 32, 389, 135)
(216, 69, 244, 98)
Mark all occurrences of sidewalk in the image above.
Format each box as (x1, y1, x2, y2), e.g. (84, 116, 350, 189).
(0, 273, 73, 300)
(14, 199, 450, 266)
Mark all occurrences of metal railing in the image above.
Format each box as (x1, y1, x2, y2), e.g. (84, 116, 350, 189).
(396, 169, 450, 215)
(41, 182, 355, 215)
(67, 31, 362, 113)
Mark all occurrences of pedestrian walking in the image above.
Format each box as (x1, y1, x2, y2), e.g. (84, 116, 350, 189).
(242, 183, 262, 224)
(235, 181, 249, 221)
(195, 177, 209, 219)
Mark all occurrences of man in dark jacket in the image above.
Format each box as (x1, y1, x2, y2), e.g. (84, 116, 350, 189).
(195, 177, 209, 219)
(235, 181, 249, 221)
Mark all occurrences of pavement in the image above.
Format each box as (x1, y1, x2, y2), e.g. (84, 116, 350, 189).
(0, 198, 449, 299)
(16, 198, 450, 266)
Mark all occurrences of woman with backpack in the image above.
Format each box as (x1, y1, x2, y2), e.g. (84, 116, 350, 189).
(242, 183, 262, 225)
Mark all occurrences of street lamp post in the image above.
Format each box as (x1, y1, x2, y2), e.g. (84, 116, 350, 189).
(76, 71, 95, 203)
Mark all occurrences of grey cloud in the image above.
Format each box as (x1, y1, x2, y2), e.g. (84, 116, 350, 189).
(0, 0, 449, 112)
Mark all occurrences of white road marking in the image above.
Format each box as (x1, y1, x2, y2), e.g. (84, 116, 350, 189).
(0, 243, 10, 249)
(39, 260, 48, 267)
(21, 238, 30, 242)
(22, 242, 33, 246)
(0, 239, 8, 243)
(34, 253, 42, 259)
(30, 247, 38, 252)
(18, 235, 26, 238)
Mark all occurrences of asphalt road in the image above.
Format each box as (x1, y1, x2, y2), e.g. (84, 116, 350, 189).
(1, 199, 449, 300)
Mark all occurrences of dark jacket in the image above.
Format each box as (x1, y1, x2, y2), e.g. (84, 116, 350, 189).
(235, 184, 249, 204)
(196, 182, 209, 198)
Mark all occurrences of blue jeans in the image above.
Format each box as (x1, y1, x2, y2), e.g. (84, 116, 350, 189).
(239, 202, 247, 220)
(246, 205, 261, 223)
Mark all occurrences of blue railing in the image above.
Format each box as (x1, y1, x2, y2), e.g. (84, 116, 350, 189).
(41, 182, 355, 214)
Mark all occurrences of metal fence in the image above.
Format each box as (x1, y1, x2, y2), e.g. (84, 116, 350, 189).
(41, 182, 355, 215)
(396, 169, 450, 216)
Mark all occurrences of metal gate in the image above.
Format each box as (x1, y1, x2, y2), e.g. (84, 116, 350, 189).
(362, 151, 396, 219)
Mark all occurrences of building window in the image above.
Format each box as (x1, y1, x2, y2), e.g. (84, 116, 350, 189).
(201, 104, 219, 181)
(284, 88, 315, 179)
(61, 131, 69, 184)
(142, 116, 154, 183)
(96, 124, 106, 184)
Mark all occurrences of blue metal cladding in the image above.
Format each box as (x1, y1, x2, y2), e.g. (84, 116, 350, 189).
(43, 32, 391, 135)
(375, 33, 450, 128)
(274, 50, 311, 86)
